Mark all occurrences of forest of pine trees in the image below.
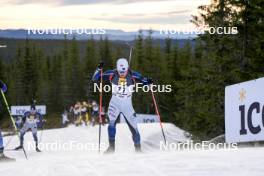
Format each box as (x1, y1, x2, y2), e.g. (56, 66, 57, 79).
(0, 0, 263, 140)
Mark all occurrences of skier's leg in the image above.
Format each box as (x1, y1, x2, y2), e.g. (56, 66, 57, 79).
(86, 113, 90, 125)
(0, 129, 4, 154)
(19, 123, 28, 147)
(123, 113, 141, 144)
(0, 129, 15, 161)
(31, 125, 38, 144)
(31, 124, 40, 152)
(85, 113, 88, 126)
(79, 114, 83, 125)
(105, 102, 120, 153)
(108, 104, 120, 143)
(122, 103, 141, 151)
(15, 123, 28, 150)
(91, 112, 96, 126)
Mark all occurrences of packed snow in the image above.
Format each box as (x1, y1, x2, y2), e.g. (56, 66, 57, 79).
(1, 123, 264, 176)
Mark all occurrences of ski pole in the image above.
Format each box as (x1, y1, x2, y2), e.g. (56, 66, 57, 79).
(128, 46, 133, 65)
(98, 68, 103, 152)
(150, 86, 167, 144)
(0, 90, 28, 159)
(126, 42, 133, 65)
(39, 119, 46, 144)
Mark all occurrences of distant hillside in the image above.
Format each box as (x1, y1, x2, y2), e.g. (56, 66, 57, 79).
(0, 29, 197, 41)
(0, 38, 195, 63)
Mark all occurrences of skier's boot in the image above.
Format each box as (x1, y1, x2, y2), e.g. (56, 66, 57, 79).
(15, 136, 24, 150)
(104, 141, 115, 154)
(135, 144, 142, 153)
(14, 145, 23, 150)
(35, 143, 41, 152)
(36, 147, 41, 152)
(0, 149, 15, 162)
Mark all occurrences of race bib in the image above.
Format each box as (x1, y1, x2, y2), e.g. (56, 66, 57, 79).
(112, 78, 133, 97)
(29, 115, 35, 120)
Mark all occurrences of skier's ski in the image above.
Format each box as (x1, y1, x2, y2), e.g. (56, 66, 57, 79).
(13, 146, 41, 153)
(4, 148, 23, 151)
(14, 145, 23, 151)
(0, 154, 16, 162)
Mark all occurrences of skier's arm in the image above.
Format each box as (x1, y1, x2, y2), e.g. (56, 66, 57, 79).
(36, 112, 43, 120)
(92, 69, 115, 82)
(132, 71, 151, 85)
(36, 112, 44, 127)
(0, 80, 7, 92)
(22, 112, 29, 124)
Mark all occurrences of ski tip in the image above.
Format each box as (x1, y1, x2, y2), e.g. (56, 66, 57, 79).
(0, 156, 16, 162)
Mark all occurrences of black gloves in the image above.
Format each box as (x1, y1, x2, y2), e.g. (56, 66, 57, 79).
(147, 77, 153, 85)
(22, 116, 26, 124)
(97, 62, 104, 69)
(0, 80, 4, 89)
(0, 80, 7, 92)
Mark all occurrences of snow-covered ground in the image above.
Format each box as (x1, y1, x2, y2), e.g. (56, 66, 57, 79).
(1, 123, 264, 176)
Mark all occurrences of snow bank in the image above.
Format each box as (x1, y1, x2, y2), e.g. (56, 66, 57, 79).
(1, 123, 264, 176)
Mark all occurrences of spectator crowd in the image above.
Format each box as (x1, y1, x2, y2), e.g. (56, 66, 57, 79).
(61, 100, 108, 127)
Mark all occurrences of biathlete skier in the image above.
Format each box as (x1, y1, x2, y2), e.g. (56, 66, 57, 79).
(92, 58, 152, 153)
(0, 80, 15, 161)
(15, 105, 43, 152)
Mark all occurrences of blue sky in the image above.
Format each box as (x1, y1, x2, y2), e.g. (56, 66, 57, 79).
(0, 0, 210, 31)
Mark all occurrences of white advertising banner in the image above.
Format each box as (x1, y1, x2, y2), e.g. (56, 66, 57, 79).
(225, 77, 264, 143)
(11, 105, 46, 116)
